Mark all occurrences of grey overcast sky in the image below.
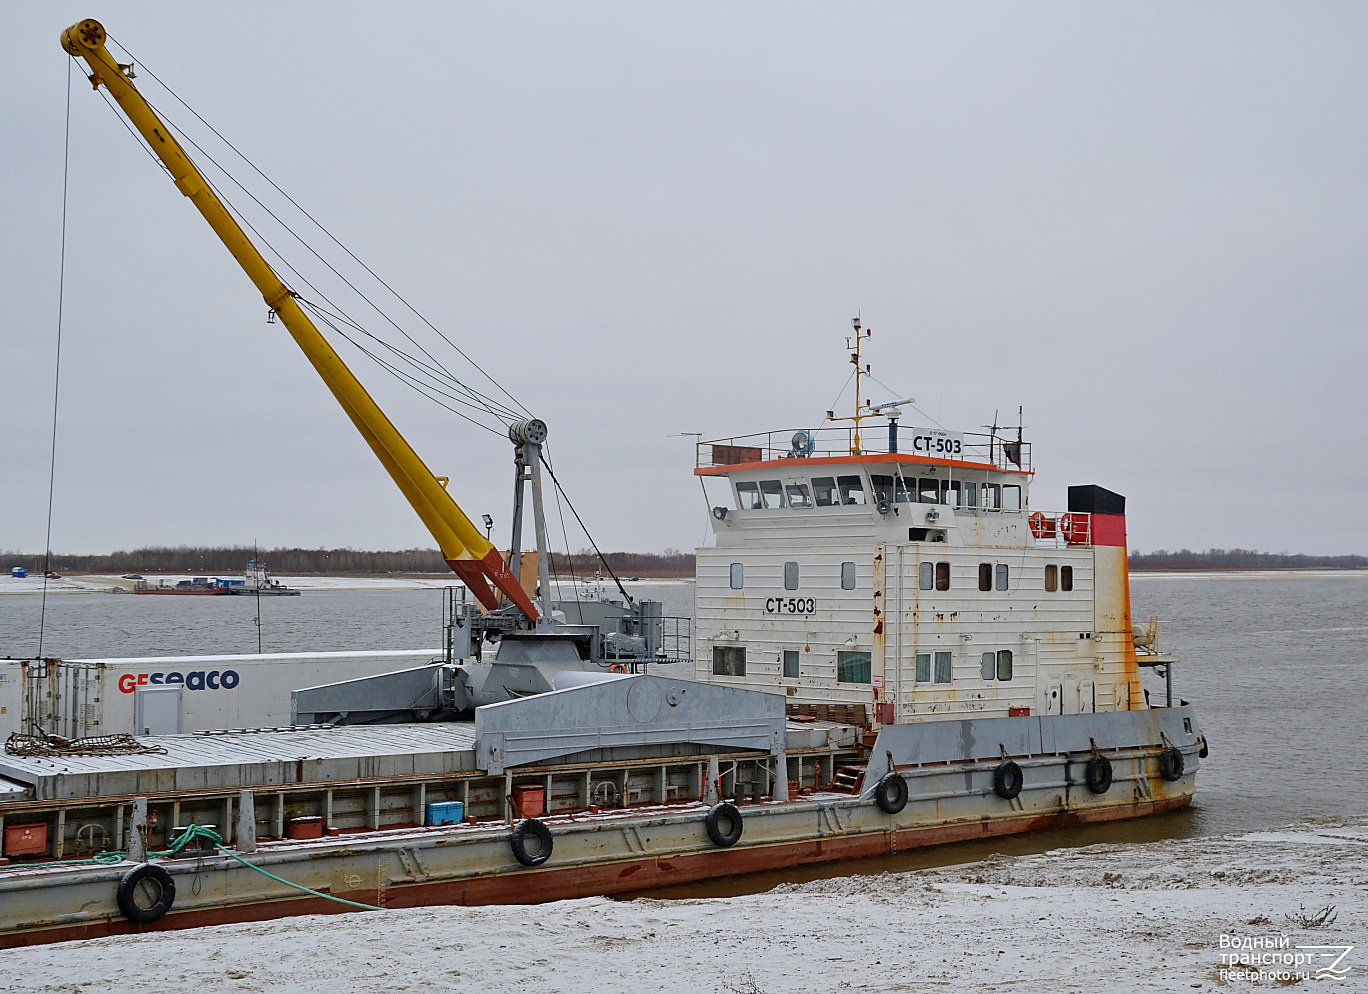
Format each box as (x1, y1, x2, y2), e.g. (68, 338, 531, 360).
(3, 2, 1366, 558)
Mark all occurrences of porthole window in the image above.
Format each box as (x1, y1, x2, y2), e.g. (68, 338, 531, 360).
(997, 650, 1013, 681)
(935, 561, 950, 591)
(995, 564, 1009, 591)
(840, 561, 856, 590)
(729, 563, 744, 590)
(919, 562, 934, 590)
(978, 563, 993, 592)
(783, 561, 799, 590)
(1045, 564, 1058, 592)
(1061, 565, 1074, 592)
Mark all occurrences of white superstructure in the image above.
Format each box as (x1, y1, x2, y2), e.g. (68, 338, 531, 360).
(695, 323, 1159, 727)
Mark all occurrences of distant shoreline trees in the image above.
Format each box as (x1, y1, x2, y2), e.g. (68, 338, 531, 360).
(2, 545, 1362, 577)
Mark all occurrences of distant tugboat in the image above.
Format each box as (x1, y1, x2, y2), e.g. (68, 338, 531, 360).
(133, 560, 300, 596)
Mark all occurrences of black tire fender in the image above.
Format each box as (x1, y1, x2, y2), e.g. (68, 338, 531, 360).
(1085, 755, 1113, 794)
(1159, 747, 1185, 782)
(510, 818, 553, 867)
(993, 760, 1023, 800)
(116, 862, 175, 924)
(705, 802, 743, 848)
(1197, 737, 1210, 759)
(873, 772, 908, 815)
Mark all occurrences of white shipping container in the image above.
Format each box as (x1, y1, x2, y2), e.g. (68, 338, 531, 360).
(0, 650, 441, 740)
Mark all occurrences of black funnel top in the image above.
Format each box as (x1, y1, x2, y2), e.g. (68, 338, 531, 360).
(1067, 485, 1125, 515)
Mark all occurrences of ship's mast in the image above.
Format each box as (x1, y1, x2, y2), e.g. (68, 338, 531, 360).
(828, 316, 875, 455)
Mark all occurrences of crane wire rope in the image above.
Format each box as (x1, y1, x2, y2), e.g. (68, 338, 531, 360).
(37, 58, 74, 660)
(131, 91, 522, 429)
(107, 34, 533, 423)
(542, 448, 633, 606)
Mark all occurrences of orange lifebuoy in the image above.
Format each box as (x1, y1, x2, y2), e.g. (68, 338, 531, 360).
(1028, 511, 1046, 538)
(608, 664, 627, 673)
(1058, 513, 1074, 540)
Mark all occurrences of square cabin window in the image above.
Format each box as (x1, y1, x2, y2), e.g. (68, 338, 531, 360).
(978, 563, 993, 592)
(729, 563, 744, 589)
(759, 480, 785, 509)
(1061, 565, 1074, 592)
(935, 561, 950, 591)
(964, 481, 978, 508)
(786, 483, 812, 508)
(918, 478, 940, 503)
(1002, 485, 1021, 511)
(943, 481, 962, 507)
(782, 649, 800, 679)
(997, 650, 1013, 681)
(836, 650, 872, 684)
(934, 650, 953, 684)
(1045, 564, 1058, 593)
(841, 561, 856, 590)
(919, 561, 934, 590)
(712, 645, 746, 677)
(784, 561, 799, 590)
(915, 652, 931, 682)
(982, 483, 1001, 509)
(812, 477, 839, 507)
(870, 475, 895, 504)
(995, 564, 1009, 591)
(895, 475, 915, 503)
(981, 651, 995, 680)
(736, 481, 762, 510)
(837, 475, 867, 505)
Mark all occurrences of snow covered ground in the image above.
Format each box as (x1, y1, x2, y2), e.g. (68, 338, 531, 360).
(3, 818, 1363, 993)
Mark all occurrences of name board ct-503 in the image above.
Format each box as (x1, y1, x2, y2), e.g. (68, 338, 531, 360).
(117, 670, 240, 693)
(765, 597, 815, 615)
(905, 427, 965, 457)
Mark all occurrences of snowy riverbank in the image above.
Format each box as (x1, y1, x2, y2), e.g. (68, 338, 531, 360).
(3, 818, 1363, 992)
(0, 574, 693, 594)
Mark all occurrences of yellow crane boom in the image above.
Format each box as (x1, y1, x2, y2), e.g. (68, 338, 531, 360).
(61, 18, 538, 620)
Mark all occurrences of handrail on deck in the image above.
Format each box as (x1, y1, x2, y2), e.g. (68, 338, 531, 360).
(698, 425, 1031, 474)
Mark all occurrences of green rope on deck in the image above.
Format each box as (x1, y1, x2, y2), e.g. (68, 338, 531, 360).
(213, 845, 382, 911)
(8, 823, 382, 911)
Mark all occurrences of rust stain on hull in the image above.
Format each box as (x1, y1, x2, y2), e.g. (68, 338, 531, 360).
(0, 795, 1191, 950)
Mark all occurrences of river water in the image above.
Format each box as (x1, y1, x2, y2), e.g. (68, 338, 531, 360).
(2, 572, 1365, 892)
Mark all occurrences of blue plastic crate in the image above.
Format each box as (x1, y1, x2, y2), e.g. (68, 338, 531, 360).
(425, 801, 464, 826)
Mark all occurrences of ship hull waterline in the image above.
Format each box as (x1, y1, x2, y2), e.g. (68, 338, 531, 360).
(0, 770, 1194, 949)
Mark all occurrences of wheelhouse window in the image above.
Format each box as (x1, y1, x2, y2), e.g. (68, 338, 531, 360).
(978, 563, 993, 592)
(784, 561, 800, 590)
(837, 475, 867, 505)
(786, 483, 812, 508)
(1061, 565, 1074, 591)
(812, 477, 840, 507)
(870, 475, 895, 504)
(1045, 564, 1058, 592)
(729, 563, 744, 589)
(759, 480, 785, 509)
(783, 649, 800, 679)
(1002, 484, 1021, 511)
(841, 561, 856, 589)
(836, 650, 872, 684)
(895, 475, 916, 503)
(736, 481, 762, 510)
(964, 481, 978, 508)
(918, 478, 940, 503)
(935, 561, 950, 591)
(943, 481, 962, 507)
(995, 564, 1009, 591)
(982, 483, 1001, 509)
(919, 561, 934, 590)
(712, 645, 746, 677)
